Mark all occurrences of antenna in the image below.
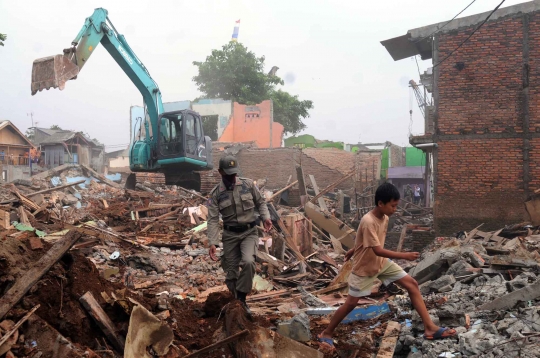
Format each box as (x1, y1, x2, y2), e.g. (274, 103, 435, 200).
(27, 112, 34, 127)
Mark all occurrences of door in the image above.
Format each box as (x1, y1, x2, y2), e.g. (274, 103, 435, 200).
(184, 113, 207, 161)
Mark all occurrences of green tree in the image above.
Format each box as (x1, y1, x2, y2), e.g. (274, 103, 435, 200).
(0, 33, 6, 47)
(193, 42, 313, 135)
(193, 42, 282, 105)
(270, 90, 313, 135)
(50, 124, 62, 130)
(25, 128, 35, 141)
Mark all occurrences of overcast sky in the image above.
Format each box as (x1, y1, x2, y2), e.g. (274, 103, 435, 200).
(0, 0, 528, 151)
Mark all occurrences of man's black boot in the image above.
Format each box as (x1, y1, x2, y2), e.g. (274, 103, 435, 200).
(236, 291, 253, 319)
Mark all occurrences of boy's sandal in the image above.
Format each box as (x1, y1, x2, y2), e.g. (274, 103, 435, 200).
(317, 335, 335, 347)
(423, 327, 457, 340)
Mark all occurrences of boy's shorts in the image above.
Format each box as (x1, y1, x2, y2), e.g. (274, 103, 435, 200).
(348, 260, 407, 297)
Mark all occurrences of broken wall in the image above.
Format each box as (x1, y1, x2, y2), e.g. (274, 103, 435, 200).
(432, 12, 540, 234)
(211, 147, 355, 190)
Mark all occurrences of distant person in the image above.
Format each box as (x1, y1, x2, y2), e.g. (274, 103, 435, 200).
(413, 185, 421, 205)
(317, 183, 456, 349)
(420, 187, 425, 206)
(404, 184, 413, 202)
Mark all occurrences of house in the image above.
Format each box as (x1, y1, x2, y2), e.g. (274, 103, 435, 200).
(381, 1, 540, 234)
(0, 121, 35, 182)
(217, 100, 284, 148)
(33, 128, 105, 172)
(131, 99, 284, 150)
(106, 147, 130, 172)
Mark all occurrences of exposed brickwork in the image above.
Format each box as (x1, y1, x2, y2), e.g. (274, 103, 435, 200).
(389, 144, 406, 168)
(205, 148, 381, 194)
(410, 230, 435, 252)
(431, 13, 539, 235)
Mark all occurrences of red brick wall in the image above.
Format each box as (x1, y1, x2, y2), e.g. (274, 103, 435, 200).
(209, 148, 355, 192)
(433, 14, 535, 234)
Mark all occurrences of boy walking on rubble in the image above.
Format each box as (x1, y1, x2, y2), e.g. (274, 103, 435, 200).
(318, 183, 456, 347)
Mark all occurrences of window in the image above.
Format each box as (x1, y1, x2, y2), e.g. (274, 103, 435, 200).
(158, 114, 182, 156)
(185, 114, 197, 155)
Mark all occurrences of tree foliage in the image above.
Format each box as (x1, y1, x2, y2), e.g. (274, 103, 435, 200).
(192, 42, 313, 135)
(193, 42, 282, 105)
(25, 128, 35, 141)
(0, 33, 6, 47)
(50, 124, 62, 130)
(270, 90, 313, 135)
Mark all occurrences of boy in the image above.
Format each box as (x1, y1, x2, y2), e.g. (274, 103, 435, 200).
(318, 183, 456, 347)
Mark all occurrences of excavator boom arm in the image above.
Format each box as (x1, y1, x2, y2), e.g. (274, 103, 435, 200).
(31, 8, 162, 139)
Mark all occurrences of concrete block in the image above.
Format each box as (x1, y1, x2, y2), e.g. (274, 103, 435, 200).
(447, 260, 474, 276)
(437, 285, 453, 293)
(276, 313, 311, 342)
(430, 275, 456, 291)
(408, 248, 460, 283)
(479, 280, 540, 311)
(462, 249, 485, 268)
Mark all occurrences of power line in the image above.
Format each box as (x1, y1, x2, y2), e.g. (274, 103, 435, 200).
(413, 0, 478, 44)
(433, 0, 506, 69)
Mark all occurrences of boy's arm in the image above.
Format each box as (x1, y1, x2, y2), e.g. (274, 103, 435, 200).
(372, 246, 419, 261)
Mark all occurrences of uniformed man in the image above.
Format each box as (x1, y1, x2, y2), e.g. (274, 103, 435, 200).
(207, 155, 272, 313)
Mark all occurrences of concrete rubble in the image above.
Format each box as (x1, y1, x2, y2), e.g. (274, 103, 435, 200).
(3, 165, 540, 357)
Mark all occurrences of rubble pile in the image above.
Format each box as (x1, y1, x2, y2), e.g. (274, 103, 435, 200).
(5, 163, 540, 357)
(391, 225, 540, 357)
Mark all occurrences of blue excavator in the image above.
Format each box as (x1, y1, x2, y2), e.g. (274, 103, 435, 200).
(31, 8, 213, 191)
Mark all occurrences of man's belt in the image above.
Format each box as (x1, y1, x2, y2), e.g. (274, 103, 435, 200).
(224, 221, 257, 233)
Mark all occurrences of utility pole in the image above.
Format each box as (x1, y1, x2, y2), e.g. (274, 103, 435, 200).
(27, 112, 34, 128)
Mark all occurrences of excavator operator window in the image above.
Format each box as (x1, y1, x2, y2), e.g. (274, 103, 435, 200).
(185, 114, 197, 155)
(159, 114, 182, 156)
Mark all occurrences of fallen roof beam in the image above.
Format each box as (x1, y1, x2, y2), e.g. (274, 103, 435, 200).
(0, 230, 82, 319)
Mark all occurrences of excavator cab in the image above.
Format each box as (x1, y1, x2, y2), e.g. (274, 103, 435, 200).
(31, 53, 79, 95)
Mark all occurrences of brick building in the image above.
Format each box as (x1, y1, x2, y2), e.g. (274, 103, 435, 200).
(382, 1, 540, 234)
(199, 144, 382, 198)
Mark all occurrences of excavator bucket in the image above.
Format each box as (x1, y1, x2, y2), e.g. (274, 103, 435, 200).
(31, 54, 79, 95)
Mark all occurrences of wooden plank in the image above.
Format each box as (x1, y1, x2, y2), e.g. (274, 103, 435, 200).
(308, 175, 328, 211)
(81, 164, 122, 189)
(376, 321, 401, 358)
(80, 291, 125, 353)
(183, 329, 249, 358)
(0, 208, 10, 229)
(247, 289, 290, 302)
(28, 179, 86, 197)
(101, 199, 109, 209)
(396, 225, 408, 252)
(311, 282, 348, 296)
(31, 163, 76, 180)
(0, 304, 40, 347)
(0, 230, 81, 319)
(266, 180, 298, 202)
(305, 202, 356, 248)
(176, 185, 207, 201)
(309, 170, 355, 205)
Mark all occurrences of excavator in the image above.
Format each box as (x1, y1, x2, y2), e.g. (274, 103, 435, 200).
(31, 8, 213, 191)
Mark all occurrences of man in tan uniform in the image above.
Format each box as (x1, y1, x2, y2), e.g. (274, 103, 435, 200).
(207, 155, 272, 312)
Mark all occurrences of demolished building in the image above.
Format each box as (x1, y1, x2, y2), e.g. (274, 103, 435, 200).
(382, 0, 540, 235)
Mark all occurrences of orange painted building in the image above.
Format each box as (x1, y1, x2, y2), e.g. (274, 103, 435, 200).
(218, 100, 284, 148)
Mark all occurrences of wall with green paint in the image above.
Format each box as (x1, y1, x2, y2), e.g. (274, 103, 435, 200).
(381, 148, 389, 179)
(284, 134, 343, 149)
(284, 134, 316, 148)
(406, 147, 426, 167)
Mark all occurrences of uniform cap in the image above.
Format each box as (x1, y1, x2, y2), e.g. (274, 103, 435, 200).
(219, 155, 240, 175)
